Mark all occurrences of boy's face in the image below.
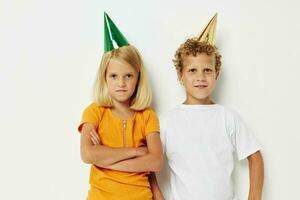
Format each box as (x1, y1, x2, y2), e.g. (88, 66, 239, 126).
(178, 53, 219, 104)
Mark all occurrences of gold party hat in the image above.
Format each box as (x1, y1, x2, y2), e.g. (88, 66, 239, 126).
(196, 13, 217, 45)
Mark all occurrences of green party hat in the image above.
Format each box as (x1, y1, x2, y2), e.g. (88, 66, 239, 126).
(104, 12, 129, 52)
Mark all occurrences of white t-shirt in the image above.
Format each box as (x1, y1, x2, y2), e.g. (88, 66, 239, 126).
(158, 104, 261, 200)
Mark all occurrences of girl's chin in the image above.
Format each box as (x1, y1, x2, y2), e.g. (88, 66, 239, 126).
(112, 98, 131, 104)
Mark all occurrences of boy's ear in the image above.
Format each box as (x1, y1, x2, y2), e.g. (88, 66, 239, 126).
(176, 70, 184, 85)
(215, 70, 220, 80)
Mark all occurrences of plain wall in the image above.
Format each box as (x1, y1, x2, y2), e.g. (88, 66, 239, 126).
(1, 0, 300, 199)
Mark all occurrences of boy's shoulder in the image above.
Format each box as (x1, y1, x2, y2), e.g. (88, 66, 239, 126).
(159, 105, 181, 117)
(160, 103, 237, 115)
(159, 104, 240, 124)
(158, 105, 184, 123)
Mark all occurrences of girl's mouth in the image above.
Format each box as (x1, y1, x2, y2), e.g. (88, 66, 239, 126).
(116, 89, 127, 92)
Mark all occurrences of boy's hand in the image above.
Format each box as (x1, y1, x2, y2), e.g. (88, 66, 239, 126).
(90, 129, 101, 145)
(248, 151, 264, 200)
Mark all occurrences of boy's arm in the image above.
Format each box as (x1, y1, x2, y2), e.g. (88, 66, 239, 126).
(149, 172, 165, 200)
(247, 151, 264, 200)
(80, 123, 147, 167)
(102, 132, 163, 172)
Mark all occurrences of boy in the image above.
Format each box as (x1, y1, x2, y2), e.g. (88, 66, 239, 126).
(159, 14, 264, 200)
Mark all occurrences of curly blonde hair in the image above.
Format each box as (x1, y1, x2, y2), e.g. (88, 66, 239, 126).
(173, 38, 222, 73)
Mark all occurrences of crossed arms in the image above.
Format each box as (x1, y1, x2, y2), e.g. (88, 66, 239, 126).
(80, 123, 163, 172)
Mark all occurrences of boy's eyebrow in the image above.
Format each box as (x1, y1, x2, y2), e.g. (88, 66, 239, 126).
(184, 65, 198, 69)
(186, 64, 214, 68)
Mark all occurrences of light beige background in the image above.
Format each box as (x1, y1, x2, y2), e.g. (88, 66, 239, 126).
(1, 0, 299, 199)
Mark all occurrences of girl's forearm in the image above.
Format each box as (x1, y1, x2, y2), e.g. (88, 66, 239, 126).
(84, 128, 147, 167)
(248, 151, 264, 200)
(101, 153, 163, 172)
(149, 172, 165, 200)
(86, 145, 138, 167)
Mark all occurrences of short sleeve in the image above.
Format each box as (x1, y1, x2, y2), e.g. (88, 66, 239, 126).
(159, 115, 167, 154)
(144, 109, 160, 136)
(231, 112, 262, 160)
(77, 103, 102, 133)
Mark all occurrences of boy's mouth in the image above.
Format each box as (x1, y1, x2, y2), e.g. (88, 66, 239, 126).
(194, 85, 208, 88)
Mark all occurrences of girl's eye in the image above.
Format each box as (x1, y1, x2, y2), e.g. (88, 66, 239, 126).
(110, 74, 117, 79)
(125, 74, 133, 79)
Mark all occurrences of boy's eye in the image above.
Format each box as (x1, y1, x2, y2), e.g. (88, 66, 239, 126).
(188, 68, 197, 73)
(204, 68, 213, 73)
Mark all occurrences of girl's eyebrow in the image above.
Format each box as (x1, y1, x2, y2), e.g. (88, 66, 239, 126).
(107, 71, 136, 74)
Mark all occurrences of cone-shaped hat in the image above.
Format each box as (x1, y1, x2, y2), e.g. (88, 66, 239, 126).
(104, 12, 129, 52)
(196, 13, 217, 45)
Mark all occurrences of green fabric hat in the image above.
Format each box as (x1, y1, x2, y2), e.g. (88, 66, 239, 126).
(104, 12, 129, 52)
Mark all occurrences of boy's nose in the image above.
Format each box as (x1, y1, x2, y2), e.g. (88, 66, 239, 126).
(195, 72, 205, 81)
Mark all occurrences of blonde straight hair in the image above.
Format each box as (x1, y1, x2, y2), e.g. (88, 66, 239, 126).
(92, 45, 152, 111)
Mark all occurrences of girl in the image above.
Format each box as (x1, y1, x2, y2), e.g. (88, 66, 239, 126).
(78, 13, 164, 200)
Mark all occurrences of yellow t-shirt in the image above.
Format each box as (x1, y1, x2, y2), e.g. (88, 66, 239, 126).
(78, 103, 160, 200)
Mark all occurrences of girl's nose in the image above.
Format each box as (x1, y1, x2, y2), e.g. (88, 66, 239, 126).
(118, 78, 126, 87)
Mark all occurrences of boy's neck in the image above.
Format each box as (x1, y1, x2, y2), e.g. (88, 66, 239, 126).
(183, 96, 215, 105)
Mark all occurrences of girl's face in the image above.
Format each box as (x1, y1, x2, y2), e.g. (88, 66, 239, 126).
(178, 53, 219, 104)
(106, 59, 139, 105)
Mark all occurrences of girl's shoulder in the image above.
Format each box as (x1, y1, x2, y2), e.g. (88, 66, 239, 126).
(139, 107, 157, 114)
(83, 102, 107, 115)
(136, 107, 158, 120)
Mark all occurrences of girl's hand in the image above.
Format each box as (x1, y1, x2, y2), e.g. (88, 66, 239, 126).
(89, 129, 147, 158)
(90, 129, 101, 145)
(135, 146, 148, 156)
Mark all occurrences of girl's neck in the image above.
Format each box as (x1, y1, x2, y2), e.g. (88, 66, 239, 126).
(112, 100, 130, 111)
(111, 100, 135, 120)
